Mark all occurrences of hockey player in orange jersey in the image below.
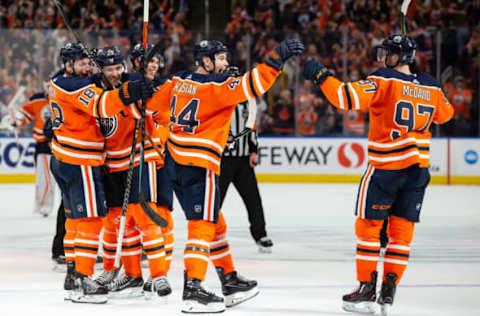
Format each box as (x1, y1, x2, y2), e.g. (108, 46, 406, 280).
(2, 85, 60, 217)
(143, 38, 304, 313)
(129, 43, 175, 274)
(303, 35, 453, 315)
(48, 42, 154, 304)
(91, 46, 172, 300)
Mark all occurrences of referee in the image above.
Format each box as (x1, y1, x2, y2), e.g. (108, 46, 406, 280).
(219, 69, 273, 252)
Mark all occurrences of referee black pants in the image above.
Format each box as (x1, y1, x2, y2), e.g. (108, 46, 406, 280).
(219, 156, 267, 242)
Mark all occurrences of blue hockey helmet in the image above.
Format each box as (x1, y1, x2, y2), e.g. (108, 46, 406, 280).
(378, 35, 417, 67)
(96, 46, 124, 67)
(194, 40, 228, 67)
(60, 42, 88, 65)
(128, 43, 164, 70)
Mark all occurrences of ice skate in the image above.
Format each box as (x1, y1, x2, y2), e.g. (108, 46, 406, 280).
(256, 236, 273, 253)
(377, 273, 398, 316)
(94, 267, 120, 287)
(216, 267, 259, 307)
(70, 273, 108, 304)
(107, 271, 144, 298)
(181, 271, 225, 313)
(63, 261, 77, 301)
(143, 276, 172, 301)
(342, 271, 377, 314)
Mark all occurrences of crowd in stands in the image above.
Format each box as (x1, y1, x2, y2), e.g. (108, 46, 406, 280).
(0, 0, 479, 137)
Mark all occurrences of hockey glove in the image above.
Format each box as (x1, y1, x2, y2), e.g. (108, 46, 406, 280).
(265, 38, 305, 71)
(119, 79, 154, 106)
(43, 117, 54, 141)
(303, 60, 333, 85)
(0, 114, 16, 131)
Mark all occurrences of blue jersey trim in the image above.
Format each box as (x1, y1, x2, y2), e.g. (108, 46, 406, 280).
(370, 67, 441, 88)
(29, 92, 47, 101)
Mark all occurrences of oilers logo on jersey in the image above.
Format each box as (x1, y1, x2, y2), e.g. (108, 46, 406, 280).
(97, 116, 118, 138)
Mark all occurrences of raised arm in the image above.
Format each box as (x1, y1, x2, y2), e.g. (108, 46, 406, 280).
(303, 60, 376, 111)
(214, 39, 304, 106)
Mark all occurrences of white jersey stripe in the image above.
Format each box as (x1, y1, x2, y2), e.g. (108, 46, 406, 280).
(386, 244, 411, 251)
(369, 150, 429, 162)
(356, 255, 379, 262)
(169, 133, 223, 153)
(252, 68, 265, 94)
(184, 253, 209, 262)
(368, 137, 430, 148)
(241, 74, 253, 100)
(348, 82, 360, 110)
(203, 169, 210, 221)
(55, 135, 104, 147)
(383, 258, 408, 265)
(357, 240, 381, 247)
(168, 146, 220, 166)
(337, 83, 345, 109)
(80, 166, 93, 218)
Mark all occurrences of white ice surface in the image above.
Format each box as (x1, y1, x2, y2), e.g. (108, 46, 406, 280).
(0, 183, 479, 316)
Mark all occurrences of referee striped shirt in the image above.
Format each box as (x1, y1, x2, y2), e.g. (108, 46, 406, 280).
(224, 101, 258, 157)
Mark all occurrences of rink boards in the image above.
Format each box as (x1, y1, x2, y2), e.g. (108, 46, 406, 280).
(0, 136, 479, 184)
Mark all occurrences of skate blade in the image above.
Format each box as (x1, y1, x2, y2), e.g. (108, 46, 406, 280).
(144, 290, 169, 303)
(108, 287, 144, 299)
(258, 246, 272, 254)
(342, 301, 376, 314)
(181, 300, 225, 313)
(225, 286, 260, 308)
(380, 303, 391, 316)
(70, 293, 108, 304)
(64, 290, 73, 301)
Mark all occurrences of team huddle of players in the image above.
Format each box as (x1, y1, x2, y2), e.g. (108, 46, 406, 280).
(5, 30, 453, 315)
(41, 38, 303, 313)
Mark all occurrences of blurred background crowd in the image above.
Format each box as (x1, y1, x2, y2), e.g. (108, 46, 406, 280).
(0, 0, 479, 137)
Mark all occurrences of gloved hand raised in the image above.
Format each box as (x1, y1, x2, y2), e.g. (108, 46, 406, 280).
(303, 60, 333, 85)
(265, 38, 304, 71)
(118, 78, 155, 106)
(0, 114, 16, 132)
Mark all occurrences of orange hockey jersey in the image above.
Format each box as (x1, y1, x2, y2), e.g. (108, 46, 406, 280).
(101, 113, 163, 172)
(319, 67, 453, 170)
(17, 92, 50, 143)
(146, 63, 280, 174)
(90, 72, 163, 172)
(48, 70, 129, 166)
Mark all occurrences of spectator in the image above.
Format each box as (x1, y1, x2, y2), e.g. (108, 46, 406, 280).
(271, 89, 295, 135)
(297, 94, 318, 136)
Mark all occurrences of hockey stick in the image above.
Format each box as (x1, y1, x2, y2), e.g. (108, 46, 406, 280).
(113, 119, 140, 267)
(400, 0, 412, 36)
(53, 0, 115, 89)
(226, 98, 257, 150)
(5, 86, 26, 146)
(135, 1, 171, 227)
(138, 0, 149, 201)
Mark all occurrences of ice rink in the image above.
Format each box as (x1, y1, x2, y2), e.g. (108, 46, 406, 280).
(0, 183, 479, 316)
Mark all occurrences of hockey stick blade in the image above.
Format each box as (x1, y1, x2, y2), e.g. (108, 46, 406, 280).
(142, 40, 164, 74)
(400, 0, 411, 35)
(226, 128, 252, 150)
(139, 191, 168, 227)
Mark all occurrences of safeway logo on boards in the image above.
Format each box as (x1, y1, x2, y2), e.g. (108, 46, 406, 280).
(337, 142, 365, 168)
